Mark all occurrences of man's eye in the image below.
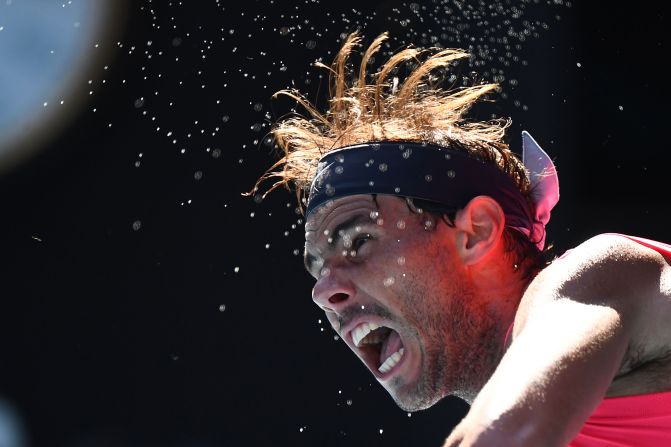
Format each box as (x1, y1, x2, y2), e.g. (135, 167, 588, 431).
(352, 233, 372, 252)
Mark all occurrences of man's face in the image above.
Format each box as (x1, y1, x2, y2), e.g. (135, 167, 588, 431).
(304, 194, 499, 410)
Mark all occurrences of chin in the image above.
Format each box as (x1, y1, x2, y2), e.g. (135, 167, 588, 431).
(391, 394, 443, 412)
(385, 381, 445, 412)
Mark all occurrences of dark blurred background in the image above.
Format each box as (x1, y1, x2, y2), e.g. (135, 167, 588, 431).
(0, 1, 669, 446)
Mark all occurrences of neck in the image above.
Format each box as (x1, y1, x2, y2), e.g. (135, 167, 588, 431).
(462, 254, 535, 399)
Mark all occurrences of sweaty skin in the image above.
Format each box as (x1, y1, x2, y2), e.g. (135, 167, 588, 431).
(443, 234, 671, 446)
(304, 194, 671, 446)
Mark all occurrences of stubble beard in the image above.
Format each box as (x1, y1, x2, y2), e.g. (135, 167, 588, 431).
(390, 271, 502, 411)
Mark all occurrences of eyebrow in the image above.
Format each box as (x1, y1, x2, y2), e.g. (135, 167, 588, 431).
(304, 213, 372, 277)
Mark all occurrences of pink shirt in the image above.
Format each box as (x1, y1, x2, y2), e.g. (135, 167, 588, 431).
(568, 390, 671, 446)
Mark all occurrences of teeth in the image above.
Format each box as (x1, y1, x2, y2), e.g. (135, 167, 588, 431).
(352, 322, 379, 347)
(378, 348, 405, 374)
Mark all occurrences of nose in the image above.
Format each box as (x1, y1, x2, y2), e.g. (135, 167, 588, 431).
(311, 268, 355, 314)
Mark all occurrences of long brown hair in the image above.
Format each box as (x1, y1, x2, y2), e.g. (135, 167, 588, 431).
(247, 32, 551, 272)
(248, 32, 531, 211)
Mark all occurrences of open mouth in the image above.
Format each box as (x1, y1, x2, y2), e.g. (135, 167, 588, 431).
(350, 322, 405, 376)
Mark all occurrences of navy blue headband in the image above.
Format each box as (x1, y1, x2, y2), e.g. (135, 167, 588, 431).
(306, 141, 536, 243)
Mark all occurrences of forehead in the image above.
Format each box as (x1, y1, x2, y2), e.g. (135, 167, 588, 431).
(305, 195, 373, 244)
(305, 194, 406, 231)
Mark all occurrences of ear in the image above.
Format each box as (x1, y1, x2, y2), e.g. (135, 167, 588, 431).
(452, 196, 505, 265)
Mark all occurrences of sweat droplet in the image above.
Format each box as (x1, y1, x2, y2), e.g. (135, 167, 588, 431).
(383, 277, 395, 287)
(397, 256, 406, 265)
(396, 220, 406, 229)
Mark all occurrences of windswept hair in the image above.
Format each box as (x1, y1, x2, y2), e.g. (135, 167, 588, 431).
(248, 32, 531, 209)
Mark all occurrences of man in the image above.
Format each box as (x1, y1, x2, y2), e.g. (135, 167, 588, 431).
(249, 33, 671, 446)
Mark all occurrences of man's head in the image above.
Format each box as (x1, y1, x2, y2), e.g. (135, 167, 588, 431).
(250, 33, 554, 409)
(304, 192, 528, 409)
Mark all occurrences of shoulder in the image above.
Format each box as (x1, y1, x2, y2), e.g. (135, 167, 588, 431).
(515, 233, 671, 341)
(531, 233, 668, 300)
(507, 234, 671, 396)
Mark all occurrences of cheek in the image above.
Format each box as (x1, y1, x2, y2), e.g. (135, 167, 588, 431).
(394, 260, 460, 327)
